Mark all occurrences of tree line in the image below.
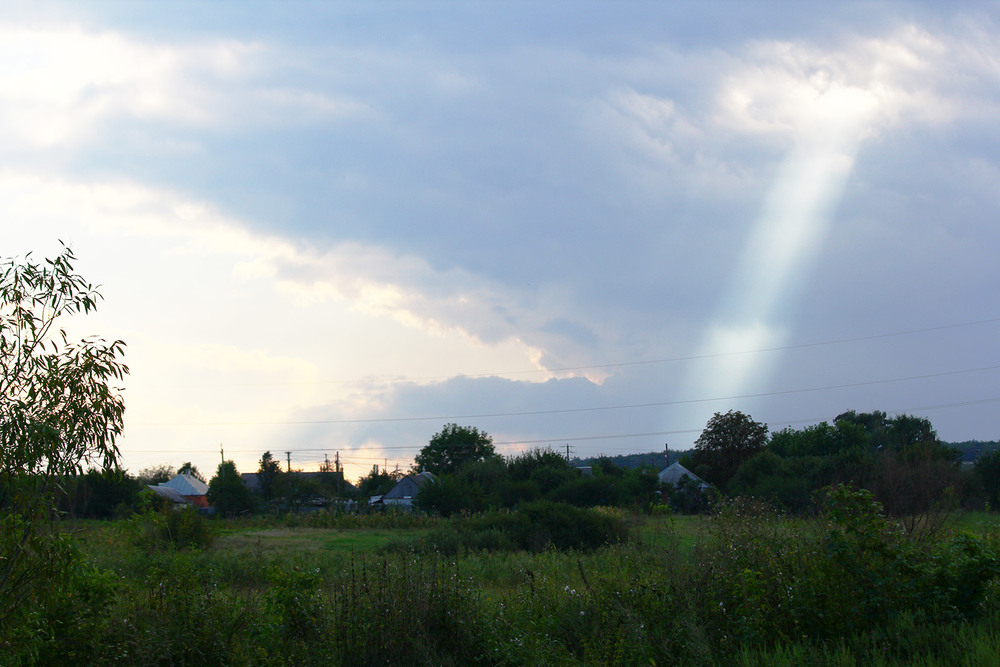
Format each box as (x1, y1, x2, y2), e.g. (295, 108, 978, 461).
(48, 406, 999, 523)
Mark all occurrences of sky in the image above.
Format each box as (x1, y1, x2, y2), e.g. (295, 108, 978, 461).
(2, 1, 999, 484)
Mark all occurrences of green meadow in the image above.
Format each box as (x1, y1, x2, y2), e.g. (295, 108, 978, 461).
(7, 494, 1000, 666)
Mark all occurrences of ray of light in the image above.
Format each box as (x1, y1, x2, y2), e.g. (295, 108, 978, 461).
(679, 83, 879, 435)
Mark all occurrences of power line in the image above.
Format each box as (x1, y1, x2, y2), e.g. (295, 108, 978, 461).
(121, 395, 1000, 460)
(145, 316, 1000, 389)
(128, 362, 1000, 428)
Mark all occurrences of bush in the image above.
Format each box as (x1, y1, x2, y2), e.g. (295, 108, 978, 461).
(692, 485, 1000, 652)
(548, 476, 616, 507)
(414, 501, 628, 554)
(132, 507, 215, 551)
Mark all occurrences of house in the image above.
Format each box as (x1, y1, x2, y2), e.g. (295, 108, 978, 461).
(148, 472, 209, 508)
(658, 462, 715, 513)
(380, 471, 438, 507)
(657, 462, 711, 490)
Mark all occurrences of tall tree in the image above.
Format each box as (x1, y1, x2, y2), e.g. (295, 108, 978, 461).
(207, 461, 255, 515)
(691, 410, 769, 490)
(415, 423, 497, 476)
(256, 450, 282, 500)
(0, 244, 128, 632)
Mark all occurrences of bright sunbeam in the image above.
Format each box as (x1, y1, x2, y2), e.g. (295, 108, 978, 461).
(679, 83, 878, 428)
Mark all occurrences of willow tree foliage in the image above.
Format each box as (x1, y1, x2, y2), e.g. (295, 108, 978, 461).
(0, 245, 128, 631)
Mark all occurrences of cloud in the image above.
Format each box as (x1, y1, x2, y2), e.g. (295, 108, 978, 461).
(0, 169, 566, 476)
(3, 5, 1000, 482)
(0, 23, 368, 152)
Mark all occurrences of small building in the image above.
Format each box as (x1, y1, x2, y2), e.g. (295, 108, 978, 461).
(148, 472, 209, 508)
(657, 462, 711, 490)
(381, 471, 438, 507)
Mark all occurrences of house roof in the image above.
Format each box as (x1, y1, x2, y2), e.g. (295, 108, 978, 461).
(383, 471, 437, 500)
(147, 485, 188, 504)
(658, 462, 709, 488)
(161, 472, 209, 496)
(411, 471, 437, 487)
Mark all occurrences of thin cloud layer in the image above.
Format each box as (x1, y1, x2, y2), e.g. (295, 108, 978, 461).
(1, 4, 998, 480)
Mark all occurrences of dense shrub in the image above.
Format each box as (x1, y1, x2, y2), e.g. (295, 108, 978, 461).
(548, 476, 616, 507)
(411, 501, 628, 554)
(129, 507, 215, 551)
(693, 485, 1000, 651)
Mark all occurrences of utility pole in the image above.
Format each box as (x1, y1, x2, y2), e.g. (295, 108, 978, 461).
(286, 451, 292, 472)
(664, 441, 669, 467)
(565, 443, 571, 463)
(220, 444, 225, 478)
(335, 451, 342, 497)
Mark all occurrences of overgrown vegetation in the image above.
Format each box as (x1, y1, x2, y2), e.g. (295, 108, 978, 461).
(0, 245, 127, 646)
(5, 485, 1000, 665)
(8, 249, 1000, 663)
(396, 501, 629, 554)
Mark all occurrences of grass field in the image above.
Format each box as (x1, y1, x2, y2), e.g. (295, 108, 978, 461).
(216, 526, 431, 554)
(14, 502, 1000, 666)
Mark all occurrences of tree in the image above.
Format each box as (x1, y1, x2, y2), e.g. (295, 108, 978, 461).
(59, 468, 142, 519)
(414, 423, 497, 476)
(0, 244, 128, 633)
(975, 450, 1000, 509)
(256, 450, 282, 500)
(207, 461, 255, 515)
(177, 461, 205, 482)
(506, 448, 576, 497)
(691, 410, 768, 490)
(137, 463, 175, 486)
(770, 421, 868, 458)
(835, 410, 943, 452)
(356, 465, 402, 500)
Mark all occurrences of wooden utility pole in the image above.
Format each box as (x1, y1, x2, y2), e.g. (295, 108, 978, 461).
(335, 451, 342, 497)
(286, 451, 292, 472)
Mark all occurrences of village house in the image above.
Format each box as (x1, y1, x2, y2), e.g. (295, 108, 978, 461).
(657, 461, 711, 490)
(377, 471, 438, 507)
(147, 472, 209, 508)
